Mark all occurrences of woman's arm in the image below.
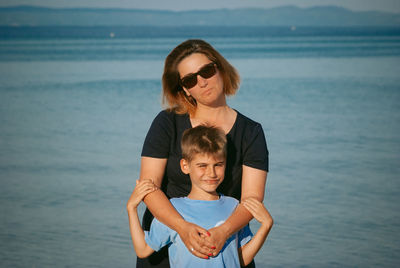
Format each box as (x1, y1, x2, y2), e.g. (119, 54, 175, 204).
(140, 157, 213, 259)
(208, 165, 267, 255)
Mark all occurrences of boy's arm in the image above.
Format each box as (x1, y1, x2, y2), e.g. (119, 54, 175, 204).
(126, 180, 157, 258)
(238, 198, 273, 266)
(127, 207, 155, 258)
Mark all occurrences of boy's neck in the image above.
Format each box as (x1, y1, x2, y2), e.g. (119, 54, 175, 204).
(187, 189, 220, 201)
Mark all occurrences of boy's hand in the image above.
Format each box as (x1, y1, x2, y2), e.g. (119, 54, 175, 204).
(126, 179, 158, 211)
(242, 198, 273, 228)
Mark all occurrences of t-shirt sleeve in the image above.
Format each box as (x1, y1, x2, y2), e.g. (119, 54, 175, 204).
(243, 123, 269, 172)
(144, 218, 175, 251)
(141, 110, 174, 158)
(238, 224, 253, 248)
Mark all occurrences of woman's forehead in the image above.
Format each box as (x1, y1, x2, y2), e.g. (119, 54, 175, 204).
(177, 53, 212, 74)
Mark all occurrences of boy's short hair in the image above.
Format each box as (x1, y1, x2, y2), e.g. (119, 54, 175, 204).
(181, 125, 227, 162)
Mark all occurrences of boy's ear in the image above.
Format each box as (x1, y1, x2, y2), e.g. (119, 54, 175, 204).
(180, 159, 190, 174)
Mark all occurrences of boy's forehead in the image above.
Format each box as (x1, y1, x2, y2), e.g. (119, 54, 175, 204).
(191, 152, 225, 162)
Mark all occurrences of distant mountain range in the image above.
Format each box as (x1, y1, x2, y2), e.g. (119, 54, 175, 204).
(0, 5, 399, 27)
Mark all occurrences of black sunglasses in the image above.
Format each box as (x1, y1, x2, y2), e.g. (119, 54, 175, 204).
(180, 62, 217, 89)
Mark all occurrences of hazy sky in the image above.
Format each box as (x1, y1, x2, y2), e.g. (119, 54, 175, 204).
(0, 0, 399, 13)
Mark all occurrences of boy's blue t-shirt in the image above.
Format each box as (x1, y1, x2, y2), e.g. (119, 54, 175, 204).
(144, 195, 253, 268)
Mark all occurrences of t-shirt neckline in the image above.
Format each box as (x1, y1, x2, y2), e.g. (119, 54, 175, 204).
(186, 109, 239, 136)
(184, 194, 224, 202)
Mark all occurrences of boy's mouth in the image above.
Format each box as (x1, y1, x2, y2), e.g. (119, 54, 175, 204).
(203, 179, 220, 184)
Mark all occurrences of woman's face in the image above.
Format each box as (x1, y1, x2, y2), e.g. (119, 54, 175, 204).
(177, 53, 225, 107)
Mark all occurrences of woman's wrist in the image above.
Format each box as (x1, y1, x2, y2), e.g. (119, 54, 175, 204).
(223, 204, 253, 236)
(218, 221, 232, 238)
(175, 218, 189, 234)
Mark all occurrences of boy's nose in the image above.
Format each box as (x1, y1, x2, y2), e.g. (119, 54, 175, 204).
(207, 166, 217, 177)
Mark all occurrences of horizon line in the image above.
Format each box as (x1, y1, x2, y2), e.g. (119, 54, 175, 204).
(0, 4, 399, 15)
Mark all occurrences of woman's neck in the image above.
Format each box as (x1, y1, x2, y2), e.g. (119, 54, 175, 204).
(194, 104, 230, 122)
(191, 104, 237, 134)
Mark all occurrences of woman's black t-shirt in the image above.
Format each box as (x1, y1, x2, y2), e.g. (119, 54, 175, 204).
(141, 109, 269, 230)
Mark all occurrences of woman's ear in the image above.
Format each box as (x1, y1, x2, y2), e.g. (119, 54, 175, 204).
(180, 159, 190, 174)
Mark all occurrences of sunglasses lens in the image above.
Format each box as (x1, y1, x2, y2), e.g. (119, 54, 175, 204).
(199, 64, 216, 79)
(180, 63, 217, 89)
(181, 75, 197, 89)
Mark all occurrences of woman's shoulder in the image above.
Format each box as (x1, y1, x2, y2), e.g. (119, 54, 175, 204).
(233, 110, 263, 131)
(152, 109, 188, 125)
(156, 109, 188, 119)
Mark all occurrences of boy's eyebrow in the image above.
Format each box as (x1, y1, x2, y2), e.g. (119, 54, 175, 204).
(195, 161, 225, 166)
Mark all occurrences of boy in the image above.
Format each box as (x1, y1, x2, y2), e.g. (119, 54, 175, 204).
(127, 125, 273, 267)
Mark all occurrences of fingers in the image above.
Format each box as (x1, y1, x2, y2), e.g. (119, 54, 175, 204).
(188, 245, 212, 259)
(242, 198, 258, 212)
(135, 179, 158, 195)
(137, 178, 156, 187)
(199, 235, 216, 250)
(193, 226, 215, 253)
(126, 179, 158, 210)
(206, 226, 228, 256)
(242, 198, 272, 224)
(180, 223, 213, 259)
(189, 235, 213, 258)
(242, 198, 261, 212)
(189, 227, 213, 257)
(194, 225, 211, 239)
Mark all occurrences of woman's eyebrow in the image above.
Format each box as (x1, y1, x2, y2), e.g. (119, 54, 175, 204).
(181, 62, 212, 78)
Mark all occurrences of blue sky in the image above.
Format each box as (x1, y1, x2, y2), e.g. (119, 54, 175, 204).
(0, 0, 399, 13)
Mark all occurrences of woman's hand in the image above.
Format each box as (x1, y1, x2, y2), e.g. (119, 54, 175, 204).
(126, 179, 158, 211)
(205, 225, 229, 256)
(176, 221, 215, 259)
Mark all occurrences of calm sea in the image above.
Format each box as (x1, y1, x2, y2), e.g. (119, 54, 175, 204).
(0, 26, 399, 267)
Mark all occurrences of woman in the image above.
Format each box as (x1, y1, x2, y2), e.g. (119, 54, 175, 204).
(135, 39, 269, 267)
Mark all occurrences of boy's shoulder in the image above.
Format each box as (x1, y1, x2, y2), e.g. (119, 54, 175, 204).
(220, 195, 239, 205)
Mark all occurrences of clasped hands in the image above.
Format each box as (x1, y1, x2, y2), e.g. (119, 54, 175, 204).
(177, 221, 228, 259)
(132, 179, 231, 259)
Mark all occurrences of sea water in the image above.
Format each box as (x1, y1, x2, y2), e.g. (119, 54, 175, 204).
(0, 27, 399, 267)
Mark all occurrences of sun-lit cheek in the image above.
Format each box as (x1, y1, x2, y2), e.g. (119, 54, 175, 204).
(215, 166, 225, 175)
(215, 72, 223, 84)
(195, 167, 207, 176)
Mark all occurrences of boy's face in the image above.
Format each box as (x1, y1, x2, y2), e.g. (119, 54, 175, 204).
(180, 153, 226, 195)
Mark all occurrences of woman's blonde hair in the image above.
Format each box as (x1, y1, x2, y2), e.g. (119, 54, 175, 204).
(162, 39, 240, 115)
